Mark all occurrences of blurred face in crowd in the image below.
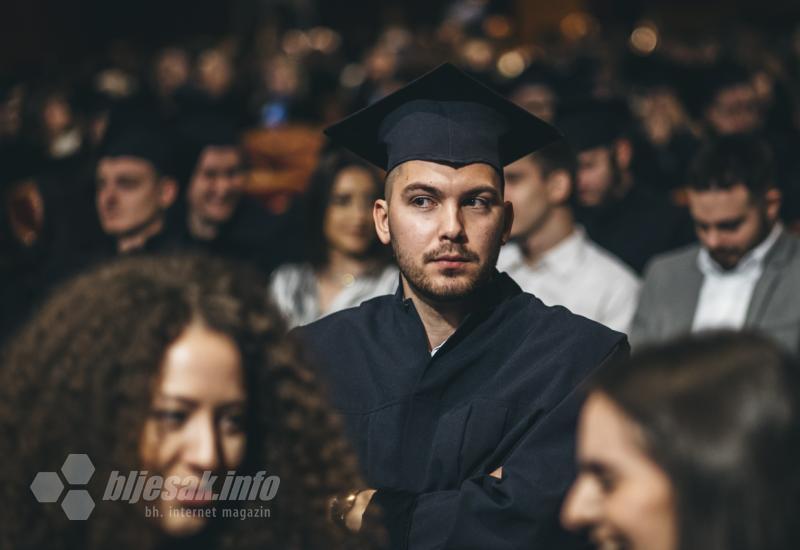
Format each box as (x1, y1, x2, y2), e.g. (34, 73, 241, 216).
(140, 324, 247, 537)
(688, 183, 780, 270)
(511, 84, 556, 123)
(374, 160, 512, 302)
(323, 165, 379, 257)
(504, 155, 570, 238)
(197, 49, 234, 98)
(188, 146, 245, 226)
(706, 83, 761, 135)
(576, 141, 631, 208)
(96, 156, 177, 238)
(562, 392, 677, 550)
(155, 48, 190, 98)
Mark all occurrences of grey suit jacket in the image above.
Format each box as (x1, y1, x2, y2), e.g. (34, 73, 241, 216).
(630, 231, 800, 353)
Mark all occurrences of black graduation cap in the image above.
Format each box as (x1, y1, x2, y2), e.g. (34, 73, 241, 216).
(324, 63, 561, 173)
(99, 123, 174, 176)
(556, 98, 632, 152)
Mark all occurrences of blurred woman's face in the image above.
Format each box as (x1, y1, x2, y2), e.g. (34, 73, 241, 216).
(562, 392, 677, 550)
(323, 166, 379, 258)
(140, 323, 247, 537)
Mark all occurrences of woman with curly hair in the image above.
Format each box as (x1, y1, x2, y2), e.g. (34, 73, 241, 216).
(561, 331, 800, 550)
(0, 254, 382, 549)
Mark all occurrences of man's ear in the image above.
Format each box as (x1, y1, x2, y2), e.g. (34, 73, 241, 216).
(373, 198, 391, 245)
(765, 187, 782, 223)
(501, 200, 514, 245)
(159, 177, 179, 209)
(613, 138, 633, 172)
(546, 170, 572, 205)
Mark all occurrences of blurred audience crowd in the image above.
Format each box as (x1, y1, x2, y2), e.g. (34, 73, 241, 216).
(2, 0, 800, 350)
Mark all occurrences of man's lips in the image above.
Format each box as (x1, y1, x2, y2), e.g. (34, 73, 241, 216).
(430, 255, 472, 268)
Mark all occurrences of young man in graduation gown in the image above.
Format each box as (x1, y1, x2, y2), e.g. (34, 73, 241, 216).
(294, 63, 628, 550)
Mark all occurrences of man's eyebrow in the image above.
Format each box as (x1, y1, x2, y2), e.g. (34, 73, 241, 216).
(577, 459, 610, 476)
(401, 182, 443, 197)
(462, 185, 500, 197)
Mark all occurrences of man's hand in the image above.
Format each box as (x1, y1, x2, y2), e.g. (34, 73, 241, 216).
(344, 489, 377, 532)
(490, 467, 503, 479)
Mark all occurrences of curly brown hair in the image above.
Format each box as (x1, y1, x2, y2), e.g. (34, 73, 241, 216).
(0, 254, 382, 550)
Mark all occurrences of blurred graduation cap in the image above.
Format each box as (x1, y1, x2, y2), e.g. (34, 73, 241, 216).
(556, 98, 633, 152)
(324, 62, 561, 173)
(99, 121, 174, 177)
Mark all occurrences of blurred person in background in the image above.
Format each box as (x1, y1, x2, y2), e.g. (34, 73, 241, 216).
(699, 62, 762, 137)
(172, 112, 291, 274)
(270, 149, 397, 328)
(506, 63, 560, 124)
(95, 123, 179, 254)
(499, 139, 640, 333)
(0, 254, 383, 550)
(562, 331, 800, 550)
(559, 98, 694, 274)
(631, 134, 800, 353)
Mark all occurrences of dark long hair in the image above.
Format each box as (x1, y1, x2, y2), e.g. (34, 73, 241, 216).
(590, 331, 800, 550)
(0, 254, 383, 549)
(302, 148, 388, 268)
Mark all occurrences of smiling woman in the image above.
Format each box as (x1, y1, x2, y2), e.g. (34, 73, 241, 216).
(0, 254, 383, 550)
(561, 331, 800, 550)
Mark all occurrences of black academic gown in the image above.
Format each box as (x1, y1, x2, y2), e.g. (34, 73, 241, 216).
(296, 272, 628, 550)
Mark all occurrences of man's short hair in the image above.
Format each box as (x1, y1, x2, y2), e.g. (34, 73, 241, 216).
(529, 139, 577, 183)
(687, 133, 774, 198)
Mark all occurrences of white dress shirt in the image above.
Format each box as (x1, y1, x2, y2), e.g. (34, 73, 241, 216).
(692, 224, 783, 332)
(497, 227, 641, 333)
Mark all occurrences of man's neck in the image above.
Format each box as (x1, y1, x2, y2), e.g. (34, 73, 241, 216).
(520, 207, 575, 266)
(401, 277, 473, 352)
(188, 211, 220, 241)
(117, 217, 165, 253)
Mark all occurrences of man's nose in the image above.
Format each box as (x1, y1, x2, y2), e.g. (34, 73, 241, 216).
(703, 228, 722, 250)
(439, 202, 466, 242)
(561, 476, 602, 532)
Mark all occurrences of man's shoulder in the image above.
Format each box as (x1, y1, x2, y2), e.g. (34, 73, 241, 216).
(294, 293, 396, 338)
(509, 291, 627, 348)
(643, 242, 701, 278)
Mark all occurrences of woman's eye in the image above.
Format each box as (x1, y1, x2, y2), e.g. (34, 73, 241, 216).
(330, 194, 352, 207)
(220, 414, 246, 433)
(152, 409, 187, 428)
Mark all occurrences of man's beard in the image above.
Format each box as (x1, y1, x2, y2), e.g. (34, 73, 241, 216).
(393, 240, 502, 303)
(709, 212, 772, 271)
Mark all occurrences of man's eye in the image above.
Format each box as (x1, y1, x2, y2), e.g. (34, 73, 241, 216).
(464, 197, 490, 208)
(411, 196, 434, 208)
(596, 473, 616, 493)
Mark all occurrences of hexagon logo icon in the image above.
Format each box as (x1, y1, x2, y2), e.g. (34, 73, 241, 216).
(61, 490, 95, 521)
(30, 472, 64, 503)
(30, 454, 96, 520)
(61, 454, 95, 485)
